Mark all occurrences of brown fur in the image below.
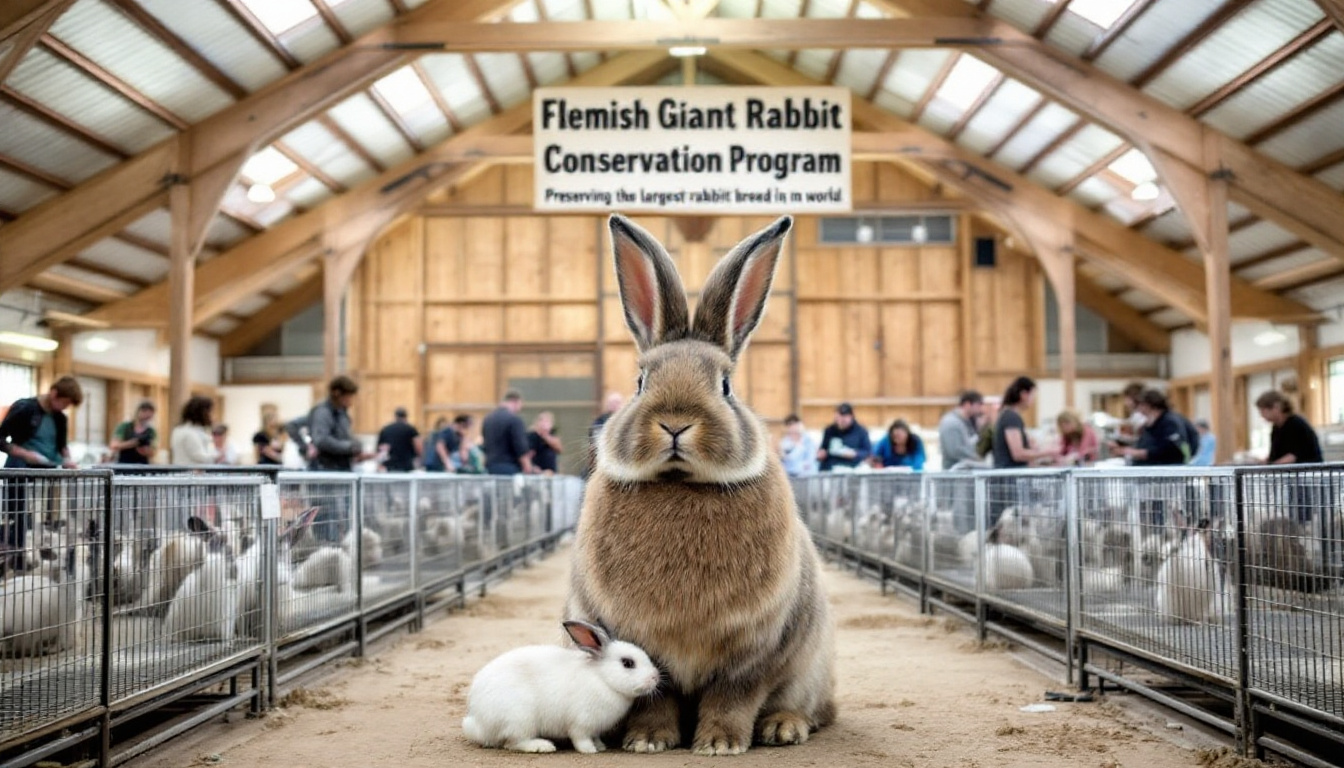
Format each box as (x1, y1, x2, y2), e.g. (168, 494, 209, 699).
(567, 215, 836, 756)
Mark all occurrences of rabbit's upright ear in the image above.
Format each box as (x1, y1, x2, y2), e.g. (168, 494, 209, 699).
(186, 515, 212, 535)
(609, 214, 689, 352)
(563, 620, 608, 657)
(692, 216, 792, 360)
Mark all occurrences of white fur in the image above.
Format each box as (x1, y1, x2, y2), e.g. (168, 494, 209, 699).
(341, 527, 383, 569)
(163, 546, 236, 643)
(1154, 531, 1226, 624)
(1082, 567, 1125, 593)
(981, 543, 1034, 590)
(110, 538, 146, 606)
(144, 533, 206, 609)
(958, 530, 980, 568)
(293, 547, 354, 592)
(0, 571, 83, 656)
(461, 639, 660, 754)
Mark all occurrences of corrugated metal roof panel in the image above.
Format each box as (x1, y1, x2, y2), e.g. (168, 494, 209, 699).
(201, 316, 239, 336)
(1227, 201, 1253, 220)
(1234, 247, 1329, 281)
(570, 51, 601, 72)
(1253, 96, 1344, 169)
(591, 0, 631, 19)
(1093, 0, 1225, 83)
(855, 2, 885, 19)
(252, 201, 294, 227)
(473, 52, 531, 109)
(1228, 220, 1301, 260)
(1084, 271, 1128, 293)
(954, 78, 1041, 155)
(328, 92, 416, 168)
(528, 52, 570, 85)
(331, 0, 396, 37)
(1144, 0, 1323, 112)
(287, 177, 334, 210)
(77, 239, 168, 283)
(268, 273, 304, 294)
(230, 294, 273, 317)
(881, 49, 953, 113)
(541, 0, 585, 20)
(872, 89, 915, 119)
(49, 0, 233, 124)
(718, 0, 755, 16)
(280, 121, 373, 185)
(793, 49, 837, 82)
(280, 19, 341, 65)
(992, 101, 1077, 167)
(1070, 176, 1119, 208)
(0, 168, 59, 213)
(134, 0, 287, 93)
(122, 208, 171, 248)
(7, 48, 173, 154)
(0, 101, 119, 184)
(1118, 289, 1164, 312)
(805, 0, 850, 17)
(833, 48, 888, 99)
(1030, 125, 1125, 188)
(1201, 31, 1344, 142)
(1140, 209, 1193, 244)
(1043, 9, 1103, 58)
(509, 1, 539, 21)
(46, 263, 137, 296)
(1315, 161, 1344, 190)
(2, 287, 90, 316)
(1148, 308, 1193, 327)
(1287, 274, 1344, 309)
(206, 213, 253, 248)
(762, 0, 803, 17)
(375, 67, 452, 145)
(987, 0, 1051, 30)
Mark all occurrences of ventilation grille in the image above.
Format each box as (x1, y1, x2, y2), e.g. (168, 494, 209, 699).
(819, 215, 955, 245)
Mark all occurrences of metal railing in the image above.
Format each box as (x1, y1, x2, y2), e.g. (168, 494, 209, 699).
(1, 468, 582, 768)
(794, 463, 1344, 765)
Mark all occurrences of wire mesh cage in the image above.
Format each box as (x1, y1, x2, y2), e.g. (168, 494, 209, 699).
(979, 469, 1071, 627)
(852, 471, 924, 572)
(495, 477, 528, 551)
(107, 474, 264, 705)
(806, 474, 853, 545)
(415, 477, 464, 593)
(1239, 465, 1344, 723)
(923, 472, 977, 595)
(457, 478, 498, 566)
(355, 477, 415, 611)
(555, 475, 584, 531)
(1073, 467, 1240, 684)
(1, 470, 110, 744)
(273, 473, 360, 641)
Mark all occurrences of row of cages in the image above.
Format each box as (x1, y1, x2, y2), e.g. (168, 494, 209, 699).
(793, 464, 1344, 765)
(0, 467, 585, 767)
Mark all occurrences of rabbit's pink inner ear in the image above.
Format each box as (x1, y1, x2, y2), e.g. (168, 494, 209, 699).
(613, 233, 660, 347)
(563, 621, 605, 653)
(727, 239, 783, 354)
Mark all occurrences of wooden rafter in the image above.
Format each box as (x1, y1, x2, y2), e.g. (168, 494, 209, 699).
(1243, 81, 1344, 146)
(1302, 145, 1344, 176)
(1315, 1, 1344, 34)
(864, 50, 900, 102)
(946, 73, 1003, 141)
(1187, 18, 1335, 118)
(820, 0, 859, 86)
(1019, 119, 1082, 175)
(273, 141, 346, 193)
(310, 0, 354, 44)
(1056, 143, 1128, 195)
(464, 53, 502, 113)
(786, 0, 811, 68)
(0, 0, 73, 85)
(1080, 0, 1154, 61)
(412, 61, 462, 132)
(1131, 0, 1256, 88)
(0, 151, 67, 189)
(984, 98, 1045, 159)
(367, 86, 426, 152)
(39, 34, 187, 130)
(1229, 241, 1312, 273)
(318, 114, 385, 173)
(217, 0, 300, 69)
(106, 0, 246, 100)
(219, 272, 323, 357)
(0, 0, 523, 296)
(1032, 0, 1071, 38)
(533, 0, 578, 79)
(0, 87, 126, 158)
(67, 257, 150, 288)
(909, 51, 958, 123)
(1252, 259, 1344, 292)
(517, 52, 540, 90)
(1074, 273, 1171, 353)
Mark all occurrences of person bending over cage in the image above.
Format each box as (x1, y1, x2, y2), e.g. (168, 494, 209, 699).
(1, 376, 84, 569)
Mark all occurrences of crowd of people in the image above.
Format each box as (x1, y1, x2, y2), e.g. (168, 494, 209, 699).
(776, 376, 1326, 476)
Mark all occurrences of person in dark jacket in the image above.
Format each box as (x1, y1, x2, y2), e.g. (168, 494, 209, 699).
(482, 390, 534, 476)
(376, 407, 421, 472)
(1257, 389, 1323, 465)
(308, 375, 372, 472)
(527, 411, 563, 475)
(1112, 389, 1189, 466)
(817, 403, 871, 471)
(1, 375, 84, 562)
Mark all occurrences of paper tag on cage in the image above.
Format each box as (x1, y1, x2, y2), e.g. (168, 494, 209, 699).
(260, 485, 281, 520)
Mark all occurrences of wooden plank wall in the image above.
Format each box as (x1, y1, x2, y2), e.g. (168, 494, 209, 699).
(350, 163, 1045, 443)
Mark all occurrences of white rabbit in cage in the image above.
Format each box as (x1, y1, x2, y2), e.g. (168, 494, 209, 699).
(1, 538, 90, 656)
(342, 526, 383, 570)
(293, 546, 354, 592)
(980, 539, 1034, 591)
(1154, 520, 1228, 624)
(421, 514, 459, 556)
(143, 518, 210, 612)
(163, 518, 237, 643)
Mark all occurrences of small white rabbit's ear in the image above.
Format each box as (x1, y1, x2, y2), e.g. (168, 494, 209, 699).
(692, 216, 792, 360)
(609, 214, 689, 352)
(186, 515, 212, 535)
(563, 620, 607, 656)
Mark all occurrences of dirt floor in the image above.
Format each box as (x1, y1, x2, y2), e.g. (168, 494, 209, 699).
(128, 544, 1249, 768)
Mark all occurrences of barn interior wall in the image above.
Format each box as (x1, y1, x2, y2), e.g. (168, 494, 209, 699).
(349, 162, 1047, 461)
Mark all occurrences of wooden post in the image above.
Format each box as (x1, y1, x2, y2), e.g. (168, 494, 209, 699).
(1012, 211, 1077, 409)
(1150, 131, 1234, 462)
(322, 244, 365, 381)
(1297, 323, 1321, 425)
(167, 151, 194, 423)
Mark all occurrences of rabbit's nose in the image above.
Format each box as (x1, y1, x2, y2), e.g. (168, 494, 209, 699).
(658, 423, 691, 439)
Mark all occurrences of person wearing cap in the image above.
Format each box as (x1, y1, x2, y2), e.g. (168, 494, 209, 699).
(377, 406, 422, 472)
(110, 399, 158, 464)
(817, 402, 871, 472)
(1189, 419, 1216, 466)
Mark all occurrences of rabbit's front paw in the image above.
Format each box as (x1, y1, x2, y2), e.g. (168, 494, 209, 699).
(756, 711, 810, 745)
(622, 694, 680, 752)
(623, 726, 679, 753)
(692, 722, 750, 756)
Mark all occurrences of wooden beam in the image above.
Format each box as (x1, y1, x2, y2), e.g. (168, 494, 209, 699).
(1132, 0, 1256, 87)
(909, 51, 959, 123)
(1242, 81, 1344, 145)
(1056, 143, 1128, 195)
(706, 49, 1319, 326)
(413, 61, 462, 132)
(946, 73, 1003, 141)
(105, 0, 247, 100)
(311, 0, 354, 44)
(1081, 0, 1154, 61)
(1186, 19, 1335, 118)
(463, 53, 502, 113)
(84, 51, 674, 332)
(40, 34, 187, 129)
(216, 0, 300, 69)
(0, 0, 72, 84)
(864, 50, 900, 102)
(219, 273, 323, 357)
(0, 151, 69, 189)
(0, 87, 127, 158)
(1316, 0, 1344, 34)
(1014, 211, 1077, 407)
(318, 115, 386, 173)
(368, 86, 426, 152)
(274, 141, 346, 193)
(1019, 119, 1082, 175)
(1251, 258, 1344, 292)
(1074, 273, 1171, 353)
(0, 0, 522, 295)
(27, 271, 130, 304)
(167, 141, 193, 422)
(1032, 0, 1071, 38)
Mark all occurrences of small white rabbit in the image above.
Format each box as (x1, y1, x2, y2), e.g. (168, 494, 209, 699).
(341, 526, 383, 569)
(981, 542, 1034, 590)
(462, 621, 660, 754)
(293, 546, 353, 592)
(1154, 520, 1225, 624)
(163, 524, 237, 644)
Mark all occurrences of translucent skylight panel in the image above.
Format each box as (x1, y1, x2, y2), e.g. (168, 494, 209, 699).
(1069, 0, 1139, 30)
(238, 0, 317, 35)
(934, 55, 998, 113)
(242, 147, 299, 185)
(1107, 147, 1156, 185)
(375, 67, 434, 116)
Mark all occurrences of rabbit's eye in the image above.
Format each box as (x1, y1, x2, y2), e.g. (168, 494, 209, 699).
(636, 371, 645, 394)
(621, 657, 635, 669)
(721, 375, 731, 399)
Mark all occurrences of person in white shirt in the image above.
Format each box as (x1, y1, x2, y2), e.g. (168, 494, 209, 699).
(170, 396, 217, 464)
(937, 390, 985, 470)
(779, 414, 819, 476)
(212, 424, 239, 465)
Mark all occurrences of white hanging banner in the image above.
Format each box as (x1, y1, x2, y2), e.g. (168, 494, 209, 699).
(533, 86, 852, 214)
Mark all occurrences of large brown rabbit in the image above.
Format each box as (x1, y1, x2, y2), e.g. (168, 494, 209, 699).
(567, 214, 836, 756)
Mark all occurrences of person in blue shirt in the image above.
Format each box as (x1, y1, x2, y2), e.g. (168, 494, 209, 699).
(1189, 419, 1216, 466)
(778, 414, 818, 476)
(818, 403, 871, 471)
(872, 419, 926, 471)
